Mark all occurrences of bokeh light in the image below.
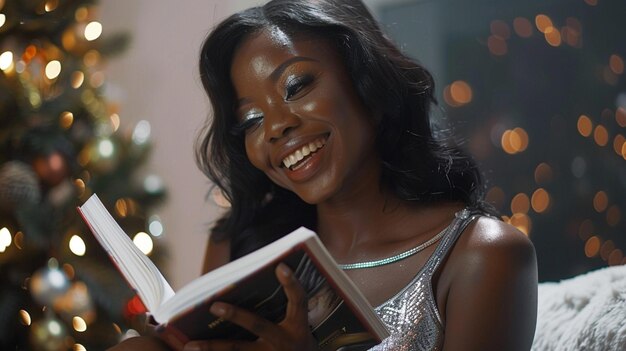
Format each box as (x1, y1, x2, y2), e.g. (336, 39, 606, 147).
(593, 191, 608, 212)
(606, 205, 621, 227)
(0, 51, 14, 71)
(593, 125, 608, 146)
(578, 219, 593, 240)
(69, 235, 86, 256)
(544, 27, 562, 47)
(511, 193, 530, 214)
(534, 163, 553, 184)
(600, 240, 615, 261)
(84, 21, 103, 41)
(450, 80, 473, 104)
(45, 60, 62, 79)
(490, 20, 511, 39)
(72, 316, 87, 332)
(60, 111, 74, 129)
(71, 71, 85, 89)
(584, 236, 600, 258)
(535, 14, 553, 33)
(616, 107, 626, 127)
(531, 188, 550, 213)
(45, 0, 59, 12)
(133, 232, 153, 255)
(487, 35, 507, 56)
(513, 17, 533, 38)
(613, 134, 625, 155)
(501, 127, 529, 154)
(609, 54, 624, 74)
(0, 227, 11, 252)
(577, 115, 593, 136)
(509, 213, 532, 235)
(19, 309, 31, 326)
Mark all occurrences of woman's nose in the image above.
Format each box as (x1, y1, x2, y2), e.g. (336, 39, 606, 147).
(264, 108, 301, 142)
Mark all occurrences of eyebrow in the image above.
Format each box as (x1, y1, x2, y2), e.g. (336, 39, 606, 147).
(269, 56, 317, 82)
(237, 56, 318, 107)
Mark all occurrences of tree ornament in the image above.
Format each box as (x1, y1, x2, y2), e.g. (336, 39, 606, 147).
(0, 161, 41, 211)
(28, 312, 69, 351)
(30, 265, 71, 307)
(53, 281, 96, 324)
(31, 152, 69, 187)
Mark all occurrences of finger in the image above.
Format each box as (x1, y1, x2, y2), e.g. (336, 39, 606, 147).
(209, 302, 283, 342)
(275, 263, 308, 323)
(183, 340, 253, 351)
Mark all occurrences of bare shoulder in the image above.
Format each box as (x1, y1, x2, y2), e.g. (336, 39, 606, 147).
(451, 215, 535, 269)
(439, 215, 538, 350)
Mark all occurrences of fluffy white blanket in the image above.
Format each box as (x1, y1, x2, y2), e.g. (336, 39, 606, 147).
(532, 265, 626, 351)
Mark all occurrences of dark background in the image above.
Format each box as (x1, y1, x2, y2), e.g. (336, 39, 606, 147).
(372, 0, 626, 282)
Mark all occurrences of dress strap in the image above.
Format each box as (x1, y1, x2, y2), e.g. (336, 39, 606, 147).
(422, 208, 480, 276)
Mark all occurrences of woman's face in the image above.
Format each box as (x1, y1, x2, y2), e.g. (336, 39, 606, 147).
(230, 28, 378, 204)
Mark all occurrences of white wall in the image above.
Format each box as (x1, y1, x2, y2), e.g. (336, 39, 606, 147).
(100, 1, 262, 289)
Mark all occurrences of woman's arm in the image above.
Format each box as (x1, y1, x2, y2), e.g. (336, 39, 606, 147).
(441, 217, 538, 351)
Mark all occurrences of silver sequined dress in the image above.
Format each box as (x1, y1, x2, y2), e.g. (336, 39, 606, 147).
(369, 209, 478, 351)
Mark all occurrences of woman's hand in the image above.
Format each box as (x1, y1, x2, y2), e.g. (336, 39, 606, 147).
(107, 336, 171, 351)
(183, 263, 316, 351)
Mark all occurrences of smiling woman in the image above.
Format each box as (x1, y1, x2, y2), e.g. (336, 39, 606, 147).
(108, 0, 538, 350)
(231, 30, 378, 204)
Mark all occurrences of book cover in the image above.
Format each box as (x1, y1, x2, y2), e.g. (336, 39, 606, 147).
(78, 194, 389, 351)
(158, 248, 381, 351)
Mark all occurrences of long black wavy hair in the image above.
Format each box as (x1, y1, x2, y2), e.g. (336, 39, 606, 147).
(197, 0, 493, 259)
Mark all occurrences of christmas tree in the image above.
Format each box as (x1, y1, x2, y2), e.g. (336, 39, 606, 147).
(0, 0, 166, 349)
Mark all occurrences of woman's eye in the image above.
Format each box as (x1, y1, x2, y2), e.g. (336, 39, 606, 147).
(230, 111, 263, 136)
(284, 74, 314, 100)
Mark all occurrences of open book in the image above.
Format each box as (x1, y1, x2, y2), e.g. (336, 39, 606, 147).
(78, 194, 389, 350)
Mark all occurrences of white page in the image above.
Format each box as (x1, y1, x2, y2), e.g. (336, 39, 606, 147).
(80, 194, 175, 312)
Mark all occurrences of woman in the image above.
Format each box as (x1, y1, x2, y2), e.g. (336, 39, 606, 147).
(114, 0, 538, 350)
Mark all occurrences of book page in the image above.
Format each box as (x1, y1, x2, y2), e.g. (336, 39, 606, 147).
(79, 194, 175, 312)
(154, 227, 316, 323)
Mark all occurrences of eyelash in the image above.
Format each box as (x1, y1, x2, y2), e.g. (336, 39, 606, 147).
(230, 112, 263, 136)
(231, 74, 315, 135)
(285, 74, 314, 100)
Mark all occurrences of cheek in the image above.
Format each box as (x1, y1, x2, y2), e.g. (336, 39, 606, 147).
(244, 134, 266, 170)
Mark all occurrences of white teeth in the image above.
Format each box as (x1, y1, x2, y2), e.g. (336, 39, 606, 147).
(282, 138, 326, 169)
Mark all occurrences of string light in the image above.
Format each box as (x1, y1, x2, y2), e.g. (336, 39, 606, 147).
(72, 316, 87, 332)
(60, 111, 74, 129)
(535, 14, 553, 33)
(84, 21, 103, 41)
(513, 17, 533, 38)
(609, 54, 624, 75)
(0, 14, 6, 29)
(19, 310, 31, 326)
(577, 115, 593, 137)
(0, 51, 13, 71)
(45, 60, 62, 79)
(133, 232, 153, 255)
(69, 235, 86, 256)
(0, 227, 11, 252)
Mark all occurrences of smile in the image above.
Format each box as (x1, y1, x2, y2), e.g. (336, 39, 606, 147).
(282, 137, 327, 170)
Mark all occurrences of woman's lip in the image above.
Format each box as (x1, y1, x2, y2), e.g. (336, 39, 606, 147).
(282, 139, 327, 182)
(274, 133, 330, 168)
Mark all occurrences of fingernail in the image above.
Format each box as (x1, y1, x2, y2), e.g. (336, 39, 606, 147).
(210, 302, 226, 316)
(278, 263, 291, 277)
